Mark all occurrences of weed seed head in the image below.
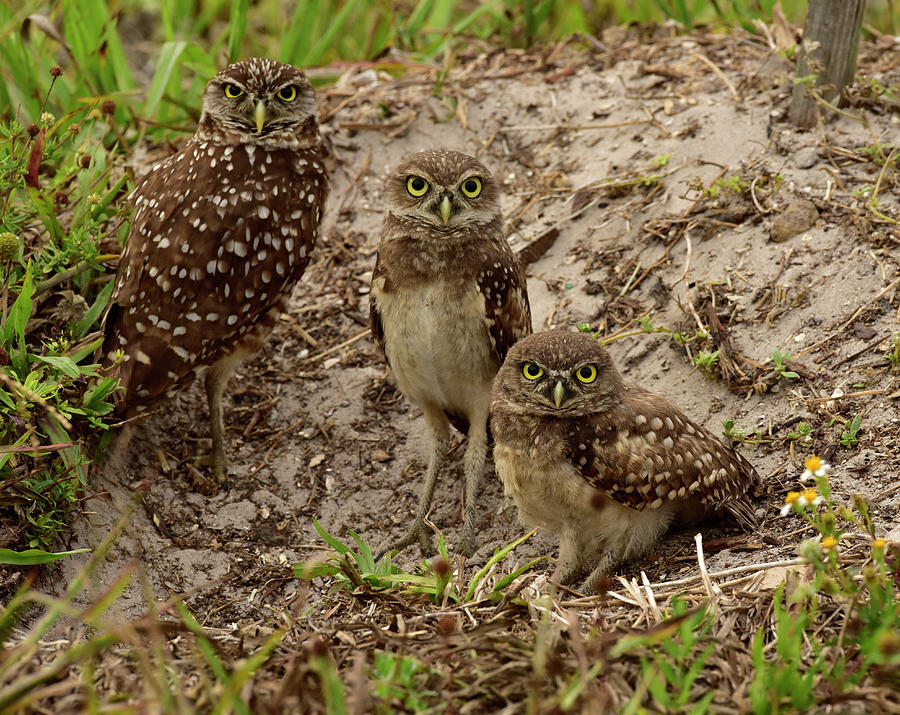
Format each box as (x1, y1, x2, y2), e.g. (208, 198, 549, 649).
(40, 112, 55, 125)
(436, 614, 456, 636)
(0, 232, 20, 261)
(101, 100, 116, 116)
(308, 637, 329, 658)
(26, 123, 39, 137)
(851, 494, 869, 513)
(863, 565, 879, 589)
(798, 537, 822, 561)
(50, 65, 62, 78)
(80, 155, 91, 169)
(819, 575, 839, 594)
(878, 630, 900, 656)
(432, 557, 450, 579)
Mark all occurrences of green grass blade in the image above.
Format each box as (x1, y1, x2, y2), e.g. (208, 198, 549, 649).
(465, 528, 536, 601)
(0, 547, 90, 565)
(143, 41, 187, 120)
(74, 280, 115, 338)
(227, 0, 249, 62)
(303, 0, 363, 66)
(313, 518, 351, 553)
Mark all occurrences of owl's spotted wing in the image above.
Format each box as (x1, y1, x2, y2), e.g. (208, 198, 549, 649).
(368, 250, 388, 366)
(476, 243, 532, 365)
(566, 386, 758, 525)
(103, 139, 326, 414)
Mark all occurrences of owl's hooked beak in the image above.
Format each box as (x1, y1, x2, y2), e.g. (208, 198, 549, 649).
(254, 100, 267, 133)
(439, 194, 453, 225)
(552, 380, 566, 409)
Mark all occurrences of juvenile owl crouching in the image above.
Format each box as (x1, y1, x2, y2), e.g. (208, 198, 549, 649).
(490, 330, 758, 592)
(370, 149, 532, 556)
(102, 58, 328, 484)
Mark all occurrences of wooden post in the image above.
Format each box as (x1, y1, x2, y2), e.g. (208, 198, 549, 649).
(789, 0, 866, 128)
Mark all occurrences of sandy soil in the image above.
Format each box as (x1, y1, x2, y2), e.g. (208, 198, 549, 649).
(54, 31, 900, 628)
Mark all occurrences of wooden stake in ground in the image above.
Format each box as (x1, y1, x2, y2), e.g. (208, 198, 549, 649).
(789, 0, 866, 128)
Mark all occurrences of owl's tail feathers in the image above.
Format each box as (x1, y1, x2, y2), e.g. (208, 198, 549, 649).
(725, 493, 758, 531)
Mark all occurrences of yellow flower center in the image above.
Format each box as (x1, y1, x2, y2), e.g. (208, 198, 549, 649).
(873, 538, 886, 551)
(804, 456, 822, 472)
(785, 491, 801, 505)
(802, 488, 819, 503)
(822, 536, 838, 550)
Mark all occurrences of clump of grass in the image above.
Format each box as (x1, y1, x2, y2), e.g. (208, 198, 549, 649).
(0, 509, 288, 711)
(0, 69, 122, 551)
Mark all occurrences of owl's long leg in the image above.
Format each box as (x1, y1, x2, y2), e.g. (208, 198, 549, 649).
(383, 404, 450, 555)
(456, 404, 489, 557)
(203, 354, 240, 485)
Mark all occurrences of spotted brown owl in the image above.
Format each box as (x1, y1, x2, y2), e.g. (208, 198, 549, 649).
(490, 330, 758, 592)
(370, 149, 532, 556)
(102, 57, 328, 484)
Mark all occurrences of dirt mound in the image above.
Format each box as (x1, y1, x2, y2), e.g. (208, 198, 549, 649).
(53, 31, 900, 636)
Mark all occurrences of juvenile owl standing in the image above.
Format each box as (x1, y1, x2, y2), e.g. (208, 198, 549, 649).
(103, 58, 328, 484)
(370, 149, 532, 556)
(490, 331, 758, 592)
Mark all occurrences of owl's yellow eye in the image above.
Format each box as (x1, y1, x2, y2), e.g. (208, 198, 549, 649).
(278, 85, 297, 102)
(522, 362, 543, 380)
(224, 84, 244, 99)
(460, 177, 482, 198)
(407, 176, 429, 197)
(576, 364, 598, 384)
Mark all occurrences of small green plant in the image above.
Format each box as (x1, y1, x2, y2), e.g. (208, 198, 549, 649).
(372, 652, 439, 712)
(771, 349, 799, 380)
(622, 599, 716, 713)
(722, 418, 746, 443)
(785, 422, 812, 441)
(692, 349, 720, 379)
(839, 413, 862, 448)
(884, 332, 900, 373)
(295, 520, 545, 605)
(750, 457, 900, 711)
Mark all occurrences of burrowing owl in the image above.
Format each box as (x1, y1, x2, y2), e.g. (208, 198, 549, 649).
(102, 58, 328, 484)
(370, 149, 532, 556)
(490, 330, 758, 592)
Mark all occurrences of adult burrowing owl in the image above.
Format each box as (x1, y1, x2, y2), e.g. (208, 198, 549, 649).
(103, 58, 328, 484)
(490, 331, 758, 591)
(370, 149, 531, 556)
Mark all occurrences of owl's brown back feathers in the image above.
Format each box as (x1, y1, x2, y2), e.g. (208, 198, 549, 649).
(102, 58, 328, 417)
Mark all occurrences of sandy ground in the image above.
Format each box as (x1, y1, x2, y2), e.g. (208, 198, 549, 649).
(53, 31, 900, 627)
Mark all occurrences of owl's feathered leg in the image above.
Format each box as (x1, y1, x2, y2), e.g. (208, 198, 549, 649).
(456, 405, 489, 557)
(552, 530, 589, 586)
(202, 354, 240, 485)
(384, 404, 450, 555)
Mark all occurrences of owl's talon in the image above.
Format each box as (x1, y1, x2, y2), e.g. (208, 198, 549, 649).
(455, 534, 476, 557)
(382, 522, 434, 558)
